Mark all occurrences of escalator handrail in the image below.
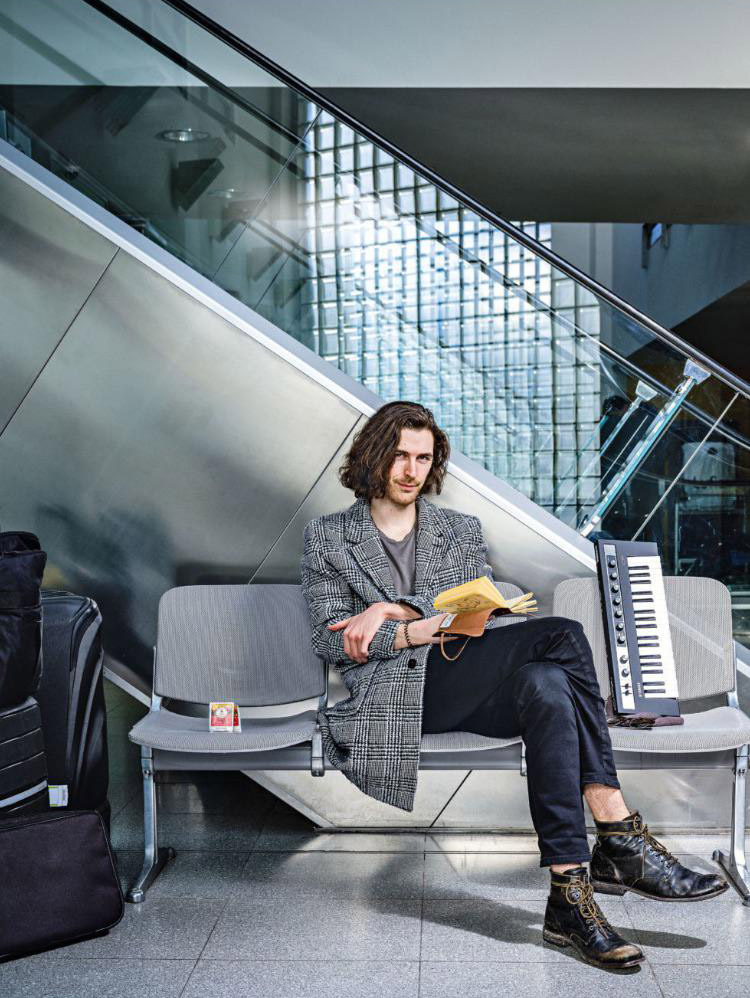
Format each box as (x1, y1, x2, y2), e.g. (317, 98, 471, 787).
(81, 0, 750, 404)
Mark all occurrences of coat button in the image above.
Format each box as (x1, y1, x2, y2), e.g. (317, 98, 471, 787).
(408, 658, 416, 669)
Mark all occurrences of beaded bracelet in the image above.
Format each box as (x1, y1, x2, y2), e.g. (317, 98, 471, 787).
(404, 620, 415, 649)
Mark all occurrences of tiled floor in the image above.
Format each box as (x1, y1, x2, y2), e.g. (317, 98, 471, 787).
(2, 682, 750, 997)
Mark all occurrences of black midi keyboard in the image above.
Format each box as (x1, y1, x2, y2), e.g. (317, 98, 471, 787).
(594, 539, 681, 718)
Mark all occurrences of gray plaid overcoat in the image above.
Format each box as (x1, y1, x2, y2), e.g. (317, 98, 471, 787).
(300, 494, 508, 811)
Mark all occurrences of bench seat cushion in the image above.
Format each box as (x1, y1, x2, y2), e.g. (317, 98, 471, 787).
(129, 708, 318, 753)
(420, 732, 521, 752)
(608, 706, 750, 753)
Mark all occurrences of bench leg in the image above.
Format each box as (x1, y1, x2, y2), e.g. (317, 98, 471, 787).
(713, 744, 750, 905)
(126, 747, 175, 904)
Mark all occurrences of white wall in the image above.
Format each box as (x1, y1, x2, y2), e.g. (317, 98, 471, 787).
(552, 221, 750, 330)
(192, 0, 750, 88)
(5, 0, 750, 88)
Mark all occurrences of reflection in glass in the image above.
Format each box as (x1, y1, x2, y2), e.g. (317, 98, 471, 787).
(2, 0, 750, 640)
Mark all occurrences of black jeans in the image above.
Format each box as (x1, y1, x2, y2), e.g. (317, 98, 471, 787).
(421, 616, 620, 867)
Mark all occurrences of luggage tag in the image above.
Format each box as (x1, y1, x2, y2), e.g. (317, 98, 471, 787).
(48, 785, 69, 807)
(438, 612, 457, 629)
(209, 702, 235, 731)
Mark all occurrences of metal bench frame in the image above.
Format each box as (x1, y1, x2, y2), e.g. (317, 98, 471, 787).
(127, 580, 750, 905)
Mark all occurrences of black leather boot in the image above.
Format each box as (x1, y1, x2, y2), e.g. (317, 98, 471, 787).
(590, 811, 728, 901)
(543, 866, 644, 969)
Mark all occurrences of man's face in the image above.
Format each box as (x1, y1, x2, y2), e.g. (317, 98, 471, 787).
(385, 427, 435, 506)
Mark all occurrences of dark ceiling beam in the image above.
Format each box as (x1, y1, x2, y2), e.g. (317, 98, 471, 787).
(321, 87, 750, 224)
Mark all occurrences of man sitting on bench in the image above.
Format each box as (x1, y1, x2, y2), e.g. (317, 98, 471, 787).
(301, 400, 727, 970)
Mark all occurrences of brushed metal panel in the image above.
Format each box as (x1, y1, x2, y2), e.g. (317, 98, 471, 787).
(255, 769, 470, 827)
(252, 414, 365, 585)
(0, 248, 359, 683)
(0, 165, 117, 431)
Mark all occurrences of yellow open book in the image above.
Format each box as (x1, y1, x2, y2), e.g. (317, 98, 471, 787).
(434, 575, 537, 616)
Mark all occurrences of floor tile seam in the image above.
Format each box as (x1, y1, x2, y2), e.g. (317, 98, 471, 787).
(125, 900, 258, 908)
(640, 958, 667, 998)
(112, 847, 264, 853)
(152, 900, 548, 908)
(416, 957, 665, 965)
(185, 956, 608, 963)
(425, 849, 539, 856)
(113, 846, 250, 856)
(642, 954, 663, 994)
(190, 893, 234, 966)
(420, 897, 622, 905)
(112, 849, 263, 856)
(644, 962, 750, 968)
(650, 960, 750, 966)
(244, 848, 538, 857)
(248, 848, 429, 856)
(110, 795, 139, 820)
(175, 958, 200, 998)
(11, 957, 199, 963)
(416, 851, 426, 998)
(232, 850, 254, 875)
(615, 895, 639, 934)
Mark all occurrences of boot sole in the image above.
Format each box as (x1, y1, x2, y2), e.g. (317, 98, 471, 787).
(542, 927, 644, 969)
(591, 877, 730, 902)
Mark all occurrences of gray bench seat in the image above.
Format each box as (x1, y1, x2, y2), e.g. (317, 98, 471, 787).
(125, 576, 750, 908)
(607, 706, 750, 754)
(130, 707, 320, 753)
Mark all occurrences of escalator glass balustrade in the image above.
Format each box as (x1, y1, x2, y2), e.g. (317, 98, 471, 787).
(1, 0, 749, 642)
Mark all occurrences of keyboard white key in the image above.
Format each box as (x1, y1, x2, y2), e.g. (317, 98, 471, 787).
(626, 555, 679, 699)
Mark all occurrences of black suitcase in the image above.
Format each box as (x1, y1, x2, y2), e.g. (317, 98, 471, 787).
(0, 531, 46, 708)
(0, 809, 124, 960)
(36, 591, 110, 825)
(0, 696, 48, 815)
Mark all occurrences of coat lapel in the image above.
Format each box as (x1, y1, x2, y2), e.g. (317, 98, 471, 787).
(414, 496, 449, 594)
(341, 495, 449, 601)
(345, 498, 398, 600)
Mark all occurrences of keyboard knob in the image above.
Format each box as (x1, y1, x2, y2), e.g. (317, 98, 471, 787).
(619, 655, 628, 663)
(611, 584, 620, 593)
(613, 597, 621, 605)
(609, 572, 618, 580)
(617, 636, 626, 644)
(616, 623, 625, 630)
(608, 558, 616, 567)
(614, 610, 623, 618)
(621, 668, 630, 677)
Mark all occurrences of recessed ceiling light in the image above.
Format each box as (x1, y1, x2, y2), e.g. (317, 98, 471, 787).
(157, 128, 210, 143)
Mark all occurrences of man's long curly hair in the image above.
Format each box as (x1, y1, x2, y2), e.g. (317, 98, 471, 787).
(339, 401, 450, 500)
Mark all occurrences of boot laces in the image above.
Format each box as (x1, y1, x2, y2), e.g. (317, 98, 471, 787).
(564, 881, 610, 934)
(640, 823, 678, 868)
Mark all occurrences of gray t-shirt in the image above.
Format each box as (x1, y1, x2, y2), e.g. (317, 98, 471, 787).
(376, 522, 416, 597)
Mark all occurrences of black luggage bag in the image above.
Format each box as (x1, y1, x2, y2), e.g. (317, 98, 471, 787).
(0, 809, 124, 960)
(0, 696, 48, 815)
(36, 591, 110, 825)
(0, 531, 46, 708)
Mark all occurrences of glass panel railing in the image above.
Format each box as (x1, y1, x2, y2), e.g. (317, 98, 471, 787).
(2, 0, 749, 639)
(0, 0, 320, 281)
(625, 391, 750, 642)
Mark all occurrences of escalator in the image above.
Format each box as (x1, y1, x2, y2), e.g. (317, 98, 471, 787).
(2, 0, 749, 826)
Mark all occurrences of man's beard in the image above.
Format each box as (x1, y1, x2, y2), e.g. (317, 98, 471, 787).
(386, 478, 422, 507)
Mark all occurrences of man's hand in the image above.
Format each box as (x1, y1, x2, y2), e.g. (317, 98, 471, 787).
(400, 613, 459, 648)
(328, 602, 394, 663)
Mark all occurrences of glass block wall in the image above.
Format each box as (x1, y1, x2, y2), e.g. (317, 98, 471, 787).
(253, 110, 602, 528)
